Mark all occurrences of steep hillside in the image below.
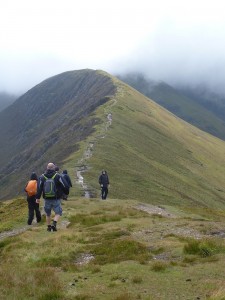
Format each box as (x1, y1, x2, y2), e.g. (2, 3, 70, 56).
(2, 69, 225, 210)
(0, 69, 116, 199)
(118, 73, 225, 140)
(75, 77, 225, 209)
(0, 92, 17, 112)
(181, 84, 225, 121)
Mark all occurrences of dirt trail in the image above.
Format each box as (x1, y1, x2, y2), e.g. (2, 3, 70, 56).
(0, 220, 71, 241)
(135, 203, 177, 218)
(0, 226, 28, 240)
(76, 98, 117, 198)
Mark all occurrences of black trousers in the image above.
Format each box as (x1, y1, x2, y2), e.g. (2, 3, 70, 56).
(27, 196, 41, 225)
(101, 186, 108, 199)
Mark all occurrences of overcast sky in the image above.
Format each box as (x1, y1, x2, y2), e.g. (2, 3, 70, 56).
(1, 0, 225, 94)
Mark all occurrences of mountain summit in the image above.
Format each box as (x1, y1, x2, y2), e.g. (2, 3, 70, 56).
(1, 69, 225, 209)
(0, 69, 116, 199)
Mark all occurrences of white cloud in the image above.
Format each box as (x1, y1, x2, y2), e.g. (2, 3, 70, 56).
(1, 0, 225, 93)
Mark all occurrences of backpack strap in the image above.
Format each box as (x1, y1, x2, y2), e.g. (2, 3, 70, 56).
(43, 174, 57, 180)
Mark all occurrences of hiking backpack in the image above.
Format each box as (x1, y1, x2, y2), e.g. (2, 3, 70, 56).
(43, 174, 57, 198)
(25, 180, 37, 197)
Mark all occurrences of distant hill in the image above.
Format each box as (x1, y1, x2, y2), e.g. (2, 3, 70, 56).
(0, 92, 17, 112)
(2, 69, 225, 210)
(118, 73, 225, 140)
(180, 84, 225, 121)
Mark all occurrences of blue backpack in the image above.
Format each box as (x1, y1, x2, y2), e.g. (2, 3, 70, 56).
(43, 174, 57, 198)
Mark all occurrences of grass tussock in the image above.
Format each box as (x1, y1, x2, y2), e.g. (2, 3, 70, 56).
(151, 261, 169, 272)
(92, 239, 150, 265)
(183, 238, 225, 257)
(208, 286, 225, 300)
(68, 213, 121, 227)
(0, 198, 27, 233)
(132, 276, 143, 284)
(0, 264, 63, 300)
(114, 293, 134, 300)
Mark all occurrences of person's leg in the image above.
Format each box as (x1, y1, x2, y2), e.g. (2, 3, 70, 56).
(51, 200, 63, 231)
(101, 187, 104, 199)
(34, 203, 42, 223)
(44, 200, 52, 231)
(27, 199, 35, 225)
(104, 187, 108, 199)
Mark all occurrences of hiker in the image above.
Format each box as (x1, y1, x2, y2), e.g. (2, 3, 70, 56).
(99, 170, 110, 200)
(36, 162, 69, 232)
(24, 172, 41, 225)
(61, 170, 72, 200)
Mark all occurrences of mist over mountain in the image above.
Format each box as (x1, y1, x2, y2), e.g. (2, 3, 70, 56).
(0, 92, 17, 112)
(118, 72, 225, 141)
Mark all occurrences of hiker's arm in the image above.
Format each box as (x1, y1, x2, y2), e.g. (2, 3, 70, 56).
(36, 176, 43, 200)
(68, 176, 72, 187)
(59, 175, 69, 195)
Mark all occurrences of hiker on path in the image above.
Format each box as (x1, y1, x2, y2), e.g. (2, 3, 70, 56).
(36, 163, 69, 232)
(24, 172, 41, 225)
(61, 170, 72, 200)
(99, 170, 110, 200)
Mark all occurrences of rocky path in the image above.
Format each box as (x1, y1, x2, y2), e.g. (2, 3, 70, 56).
(0, 226, 29, 240)
(0, 220, 71, 241)
(76, 98, 117, 198)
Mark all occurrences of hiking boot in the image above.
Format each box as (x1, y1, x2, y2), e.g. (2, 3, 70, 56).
(51, 225, 57, 232)
(47, 225, 52, 232)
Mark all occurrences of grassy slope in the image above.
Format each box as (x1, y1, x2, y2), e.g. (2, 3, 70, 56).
(77, 78, 225, 209)
(1, 197, 225, 299)
(3, 77, 225, 298)
(149, 82, 225, 140)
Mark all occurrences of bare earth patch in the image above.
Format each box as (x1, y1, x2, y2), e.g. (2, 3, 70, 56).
(135, 203, 177, 218)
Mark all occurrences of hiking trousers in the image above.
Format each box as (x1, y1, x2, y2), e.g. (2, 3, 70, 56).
(27, 196, 41, 225)
(101, 186, 108, 200)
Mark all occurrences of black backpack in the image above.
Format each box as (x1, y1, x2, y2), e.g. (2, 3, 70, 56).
(43, 174, 57, 198)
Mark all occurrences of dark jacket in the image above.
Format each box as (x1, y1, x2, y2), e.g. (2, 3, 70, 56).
(62, 170, 72, 187)
(36, 169, 69, 200)
(99, 173, 109, 187)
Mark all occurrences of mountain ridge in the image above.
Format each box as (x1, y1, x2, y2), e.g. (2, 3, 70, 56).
(0, 69, 116, 199)
(1, 69, 225, 210)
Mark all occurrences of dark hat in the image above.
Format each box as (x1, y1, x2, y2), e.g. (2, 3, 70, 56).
(62, 170, 68, 174)
(30, 172, 38, 180)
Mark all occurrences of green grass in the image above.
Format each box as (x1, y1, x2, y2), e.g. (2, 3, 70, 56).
(71, 78, 225, 210)
(183, 238, 225, 257)
(1, 197, 225, 299)
(0, 198, 27, 232)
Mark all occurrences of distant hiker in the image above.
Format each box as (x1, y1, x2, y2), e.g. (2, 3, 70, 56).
(61, 170, 72, 200)
(99, 170, 110, 200)
(36, 163, 69, 232)
(24, 172, 41, 225)
(55, 165, 59, 173)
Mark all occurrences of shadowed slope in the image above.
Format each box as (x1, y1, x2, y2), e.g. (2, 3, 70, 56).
(0, 69, 116, 199)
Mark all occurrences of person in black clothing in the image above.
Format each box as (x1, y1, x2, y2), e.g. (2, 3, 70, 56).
(61, 170, 72, 200)
(24, 172, 41, 225)
(36, 163, 69, 232)
(99, 170, 110, 200)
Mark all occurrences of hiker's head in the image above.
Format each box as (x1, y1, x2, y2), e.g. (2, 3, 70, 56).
(55, 165, 59, 172)
(102, 170, 107, 175)
(62, 170, 67, 174)
(30, 172, 38, 180)
(47, 163, 55, 171)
